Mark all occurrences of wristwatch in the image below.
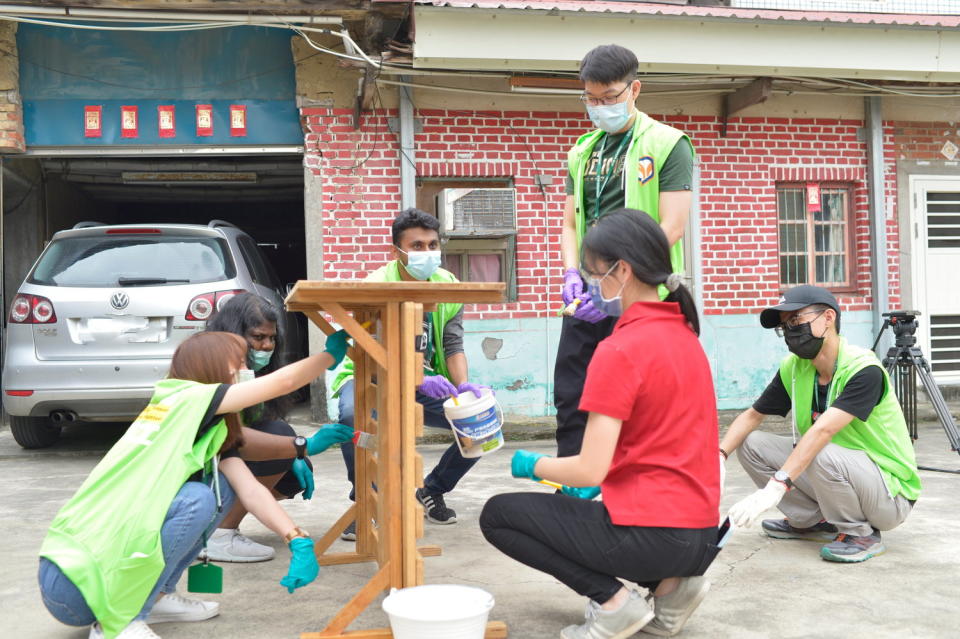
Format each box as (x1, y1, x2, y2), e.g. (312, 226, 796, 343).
(772, 469, 794, 491)
(293, 436, 307, 460)
(283, 526, 310, 543)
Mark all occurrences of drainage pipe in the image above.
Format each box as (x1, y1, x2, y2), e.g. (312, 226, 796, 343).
(865, 97, 891, 355)
(398, 77, 416, 210)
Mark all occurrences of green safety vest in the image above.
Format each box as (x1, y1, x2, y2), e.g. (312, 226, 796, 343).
(568, 112, 691, 298)
(331, 261, 463, 394)
(779, 337, 921, 501)
(39, 379, 227, 639)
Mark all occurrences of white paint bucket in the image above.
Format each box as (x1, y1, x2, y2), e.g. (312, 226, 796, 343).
(382, 585, 494, 639)
(442, 389, 504, 458)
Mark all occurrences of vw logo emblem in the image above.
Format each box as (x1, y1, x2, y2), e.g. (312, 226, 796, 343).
(110, 292, 130, 311)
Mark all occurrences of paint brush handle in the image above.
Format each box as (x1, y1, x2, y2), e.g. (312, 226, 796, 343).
(556, 298, 581, 317)
(537, 479, 564, 490)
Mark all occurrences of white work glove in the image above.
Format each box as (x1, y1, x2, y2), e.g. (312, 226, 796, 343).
(728, 479, 787, 529)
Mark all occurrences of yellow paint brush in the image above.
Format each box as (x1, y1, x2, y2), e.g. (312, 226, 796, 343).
(556, 298, 581, 317)
(537, 479, 564, 490)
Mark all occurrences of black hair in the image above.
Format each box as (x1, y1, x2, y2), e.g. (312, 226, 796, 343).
(579, 44, 639, 86)
(807, 303, 841, 334)
(391, 207, 440, 246)
(206, 292, 291, 420)
(582, 209, 700, 335)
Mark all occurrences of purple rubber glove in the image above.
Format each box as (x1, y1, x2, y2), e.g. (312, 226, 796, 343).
(561, 268, 583, 306)
(456, 382, 491, 399)
(418, 375, 458, 399)
(572, 292, 608, 324)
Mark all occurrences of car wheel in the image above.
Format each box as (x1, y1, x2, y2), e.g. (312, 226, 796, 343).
(9, 415, 62, 449)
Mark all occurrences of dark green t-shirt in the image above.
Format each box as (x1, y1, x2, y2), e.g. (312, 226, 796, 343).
(565, 135, 694, 225)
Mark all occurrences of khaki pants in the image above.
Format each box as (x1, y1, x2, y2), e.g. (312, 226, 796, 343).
(737, 431, 913, 537)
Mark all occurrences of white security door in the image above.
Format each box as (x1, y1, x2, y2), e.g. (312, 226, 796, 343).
(911, 177, 960, 381)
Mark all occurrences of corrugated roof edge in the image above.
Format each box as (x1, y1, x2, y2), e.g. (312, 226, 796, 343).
(414, 0, 960, 28)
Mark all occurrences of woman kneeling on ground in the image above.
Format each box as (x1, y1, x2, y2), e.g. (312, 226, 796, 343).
(203, 293, 349, 563)
(37, 329, 351, 639)
(481, 210, 721, 639)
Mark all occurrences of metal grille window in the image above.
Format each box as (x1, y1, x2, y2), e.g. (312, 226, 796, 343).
(777, 183, 854, 289)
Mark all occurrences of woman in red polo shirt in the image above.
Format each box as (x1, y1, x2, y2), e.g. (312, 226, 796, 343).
(481, 210, 720, 639)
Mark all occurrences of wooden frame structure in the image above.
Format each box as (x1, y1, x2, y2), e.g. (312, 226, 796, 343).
(286, 281, 508, 639)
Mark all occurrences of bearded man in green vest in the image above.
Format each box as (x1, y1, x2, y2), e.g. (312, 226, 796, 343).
(332, 208, 492, 536)
(722, 286, 920, 563)
(555, 44, 695, 457)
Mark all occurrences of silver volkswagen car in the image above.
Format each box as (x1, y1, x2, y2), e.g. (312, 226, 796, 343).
(2, 220, 302, 448)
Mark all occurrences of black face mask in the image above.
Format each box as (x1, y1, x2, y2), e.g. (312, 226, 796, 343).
(783, 321, 825, 359)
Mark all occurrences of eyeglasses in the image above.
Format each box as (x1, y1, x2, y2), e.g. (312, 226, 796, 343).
(579, 83, 632, 107)
(774, 310, 826, 337)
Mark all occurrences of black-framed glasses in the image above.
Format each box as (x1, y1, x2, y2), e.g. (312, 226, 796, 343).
(579, 83, 631, 107)
(774, 309, 826, 337)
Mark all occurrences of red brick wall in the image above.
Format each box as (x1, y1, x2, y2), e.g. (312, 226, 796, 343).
(301, 107, 898, 319)
(891, 121, 960, 161)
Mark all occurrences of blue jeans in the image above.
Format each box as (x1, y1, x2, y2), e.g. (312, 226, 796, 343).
(39, 473, 237, 626)
(338, 378, 480, 499)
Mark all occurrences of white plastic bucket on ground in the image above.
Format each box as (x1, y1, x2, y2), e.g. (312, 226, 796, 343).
(382, 584, 495, 639)
(442, 389, 504, 458)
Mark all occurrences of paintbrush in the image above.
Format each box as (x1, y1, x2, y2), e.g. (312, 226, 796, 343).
(352, 430, 377, 449)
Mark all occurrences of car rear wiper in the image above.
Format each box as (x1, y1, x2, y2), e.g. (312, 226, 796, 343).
(117, 277, 190, 286)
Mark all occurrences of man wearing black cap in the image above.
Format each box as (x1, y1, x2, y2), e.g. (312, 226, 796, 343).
(720, 285, 920, 563)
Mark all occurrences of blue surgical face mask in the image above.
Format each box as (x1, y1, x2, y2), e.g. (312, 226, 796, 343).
(399, 249, 441, 281)
(587, 262, 626, 317)
(248, 348, 273, 371)
(586, 101, 632, 134)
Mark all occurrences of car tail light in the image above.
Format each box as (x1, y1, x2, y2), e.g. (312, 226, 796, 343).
(185, 289, 245, 321)
(5, 390, 34, 397)
(9, 294, 57, 324)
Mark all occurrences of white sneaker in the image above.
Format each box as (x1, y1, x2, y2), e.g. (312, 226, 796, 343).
(201, 528, 275, 563)
(90, 621, 161, 638)
(146, 592, 220, 624)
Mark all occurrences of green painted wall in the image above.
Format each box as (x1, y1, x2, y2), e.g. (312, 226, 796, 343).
(327, 309, 880, 419)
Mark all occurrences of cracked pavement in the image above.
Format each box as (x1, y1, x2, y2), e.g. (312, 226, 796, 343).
(1, 418, 957, 638)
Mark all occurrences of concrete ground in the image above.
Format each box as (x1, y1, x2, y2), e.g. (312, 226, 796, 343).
(1, 415, 958, 639)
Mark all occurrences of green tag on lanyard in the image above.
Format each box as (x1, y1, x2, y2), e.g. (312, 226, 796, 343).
(187, 560, 223, 593)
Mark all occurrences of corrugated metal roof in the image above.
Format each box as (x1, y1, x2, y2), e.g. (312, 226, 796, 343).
(415, 0, 960, 27)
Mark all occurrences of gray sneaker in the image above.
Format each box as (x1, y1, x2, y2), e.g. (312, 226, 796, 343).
(341, 521, 357, 542)
(820, 528, 885, 563)
(761, 518, 838, 542)
(561, 590, 654, 639)
(641, 577, 710, 637)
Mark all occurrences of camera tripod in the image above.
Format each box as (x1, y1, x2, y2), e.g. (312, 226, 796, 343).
(871, 311, 960, 474)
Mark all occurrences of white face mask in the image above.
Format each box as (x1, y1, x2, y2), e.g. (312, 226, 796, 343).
(586, 101, 633, 134)
(234, 368, 255, 384)
(399, 249, 441, 280)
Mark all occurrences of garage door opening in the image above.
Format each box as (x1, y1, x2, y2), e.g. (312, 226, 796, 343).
(2, 152, 308, 357)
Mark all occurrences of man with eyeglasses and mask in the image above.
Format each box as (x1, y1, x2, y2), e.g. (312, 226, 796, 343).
(721, 285, 920, 563)
(555, 43, 695, 458)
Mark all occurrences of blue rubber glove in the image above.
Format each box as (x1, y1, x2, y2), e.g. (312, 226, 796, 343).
(291, 457, 314, 500)
(562, 268, 583, 306)
(572, 292, 608, 324)
(511, 449, 547, 481)
(418, 375, 458, 399)
(562, 485, 602, 500)
(324, 330, 350, 370)
(280, 537, 319, 594)
(456, 382, 490, 400)
(307, 423, 354, 455)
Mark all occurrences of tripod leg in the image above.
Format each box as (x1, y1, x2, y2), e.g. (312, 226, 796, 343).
(913, 355, 960, 454)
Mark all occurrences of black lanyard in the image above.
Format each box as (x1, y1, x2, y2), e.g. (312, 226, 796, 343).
(591, 132, 632, 224)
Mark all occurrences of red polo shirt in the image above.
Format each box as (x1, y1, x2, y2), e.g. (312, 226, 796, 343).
(579, 301, 719, 528)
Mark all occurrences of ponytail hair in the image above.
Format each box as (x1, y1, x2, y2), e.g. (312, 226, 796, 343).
(582, 209, 700, 335)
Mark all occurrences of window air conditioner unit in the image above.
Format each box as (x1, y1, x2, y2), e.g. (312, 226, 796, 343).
(437, 188, 517, 237)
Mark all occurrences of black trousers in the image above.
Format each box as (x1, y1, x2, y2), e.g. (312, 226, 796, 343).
(553, 314, 617, 457)
(480, 493, 719, 604)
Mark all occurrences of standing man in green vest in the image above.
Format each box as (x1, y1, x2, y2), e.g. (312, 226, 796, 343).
(556, 43, 695, 457)
(723, 286, 920, 563)
(333, 208, 492, 536)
